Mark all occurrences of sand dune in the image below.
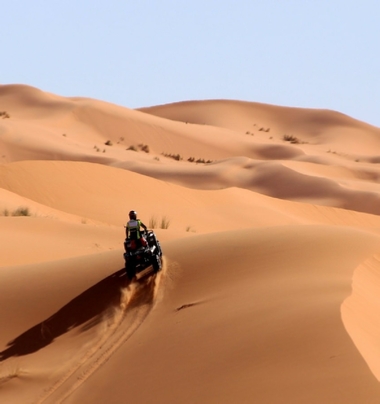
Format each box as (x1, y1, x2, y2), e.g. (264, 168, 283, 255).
(1, 84, 380, 403)
(3, 84, 380, 216)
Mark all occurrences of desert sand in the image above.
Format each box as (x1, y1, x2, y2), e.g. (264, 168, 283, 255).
(1, 84, 380, 403)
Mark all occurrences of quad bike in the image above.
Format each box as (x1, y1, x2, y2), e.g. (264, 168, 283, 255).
(123, 230, 163, 280)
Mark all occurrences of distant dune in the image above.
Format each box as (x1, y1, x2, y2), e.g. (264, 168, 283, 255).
(1, 84, 380, 403)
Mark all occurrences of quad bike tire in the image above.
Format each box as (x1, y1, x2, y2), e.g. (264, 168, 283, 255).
(125, 260, 136, 280)
(157, 241, 163, 256)
(151, 254, 161, 273)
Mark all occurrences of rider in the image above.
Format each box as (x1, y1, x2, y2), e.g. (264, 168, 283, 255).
(126, 210, 147, 247)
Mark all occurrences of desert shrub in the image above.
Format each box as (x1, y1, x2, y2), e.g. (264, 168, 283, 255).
(258, 127, 270, 132)
(196, 158, 213, 164)
(0, 111, 10, 119)
(160, 215, 170, 229)
(126, 144, 150, 153)
(162, 152, 182, 161)
(187, 157, 213, 164)
(149, 216, 157, 229)
(104, 140, 113, 146)
(11, 207, 31, 216)
(283, 134, 300, 144)
(149, 215, 170, 229)
(138, 144, 150, 153)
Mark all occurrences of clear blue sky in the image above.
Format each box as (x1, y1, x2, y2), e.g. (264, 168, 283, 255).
(2, 1, 380, 127)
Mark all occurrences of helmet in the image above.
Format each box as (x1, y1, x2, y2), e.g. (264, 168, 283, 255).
(129, 210, 137, 220)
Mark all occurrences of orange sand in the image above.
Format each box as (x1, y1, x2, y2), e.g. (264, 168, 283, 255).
(1, 84, 380, 403)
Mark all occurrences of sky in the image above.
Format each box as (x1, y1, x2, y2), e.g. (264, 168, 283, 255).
(1, 1, 380, 127)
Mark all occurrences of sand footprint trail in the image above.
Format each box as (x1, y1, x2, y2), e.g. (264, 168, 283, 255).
(36, 265, 165, 404)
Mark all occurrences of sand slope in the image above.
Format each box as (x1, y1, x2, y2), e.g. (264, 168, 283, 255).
(1, 84, 380, 403)
(63, 226, 380, 404)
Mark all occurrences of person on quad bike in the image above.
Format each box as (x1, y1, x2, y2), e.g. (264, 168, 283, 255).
(126, 210, 148, 247)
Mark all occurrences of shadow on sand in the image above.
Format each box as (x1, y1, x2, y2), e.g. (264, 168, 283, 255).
(0, 269, 131, 361)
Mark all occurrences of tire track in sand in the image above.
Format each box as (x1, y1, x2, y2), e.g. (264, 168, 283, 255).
(35, 261, 166, 404)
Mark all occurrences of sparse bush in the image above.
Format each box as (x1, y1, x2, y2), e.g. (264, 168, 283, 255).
(172, 154, 182, 161)
(0, 111, 10, 119)
(283, 134, 300, 144)
(160, 215, 170, 229)
(196, 158, 213, 164)
(138, 144, 150, 153)
(104, 140, 113, 146)
(258, 127, 270, 132)
(2, 207, 32, 216)
(126, 144, 150, 153)
(149, 215, 170, 229)
(149, 216, 157, 229)
(162, 152, 182, 161)
(13, 207, 31, 216)
(62, 133, 67, 137)
(187, 157, 213, 164)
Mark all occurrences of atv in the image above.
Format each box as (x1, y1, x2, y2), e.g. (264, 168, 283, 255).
(123, 230, 162, 280)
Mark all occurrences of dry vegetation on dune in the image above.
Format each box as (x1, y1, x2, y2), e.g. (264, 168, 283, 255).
(0, 111, 10, 119)
(1, 206, 31, 216)
(2, 84, 380, 403)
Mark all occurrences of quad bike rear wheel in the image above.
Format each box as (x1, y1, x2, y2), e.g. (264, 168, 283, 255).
(125, 259, 136, 280)
(151, 254, 161, 273)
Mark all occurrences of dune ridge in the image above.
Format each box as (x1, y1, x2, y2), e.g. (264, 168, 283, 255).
(1, 84, 380, 403)
(3, 84, 380, 215)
